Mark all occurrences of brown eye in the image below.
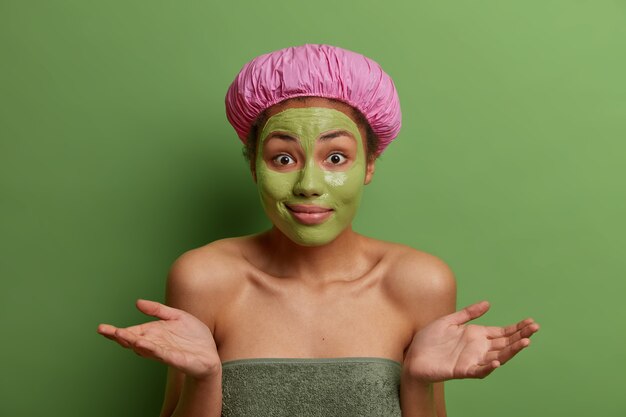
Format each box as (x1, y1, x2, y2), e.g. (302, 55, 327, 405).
(326, 153, 347, 165)
(273, 154, 295, 166)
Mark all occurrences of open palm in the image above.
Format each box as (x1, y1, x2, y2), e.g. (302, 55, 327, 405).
(98, 299, 220, 379)
(404, 301, 539, 382)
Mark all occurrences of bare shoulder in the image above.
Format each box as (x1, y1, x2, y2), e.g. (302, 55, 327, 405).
(167, 237, 246, 288)
(384, 243, 456, 300)
(165, 236, 251, 328)
(378, 241, 457, 329)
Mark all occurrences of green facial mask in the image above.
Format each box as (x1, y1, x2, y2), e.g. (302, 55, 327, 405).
(255, 107, 368, 246)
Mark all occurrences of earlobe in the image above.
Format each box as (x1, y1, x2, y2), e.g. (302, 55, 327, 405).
(364, 159, 376, 184)
(251, 162, 257, 183)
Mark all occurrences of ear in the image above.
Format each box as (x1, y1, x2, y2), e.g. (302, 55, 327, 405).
(364, 158, 376, 184)
(251, 161, 257, 183)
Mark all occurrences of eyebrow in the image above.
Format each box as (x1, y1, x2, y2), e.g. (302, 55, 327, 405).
(266, 132, 298, 142)
(266, 130, 355, 142)
(319, 130, 355, 141)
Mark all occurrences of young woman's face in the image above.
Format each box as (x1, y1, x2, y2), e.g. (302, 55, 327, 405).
(255, 105, 372, 246)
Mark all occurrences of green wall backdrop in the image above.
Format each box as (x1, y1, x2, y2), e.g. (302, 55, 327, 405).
(1, 1, 625, 416)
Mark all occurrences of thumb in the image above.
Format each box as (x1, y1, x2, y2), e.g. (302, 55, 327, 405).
(136, 299, 182, 321)
(446, 300, 490, 325)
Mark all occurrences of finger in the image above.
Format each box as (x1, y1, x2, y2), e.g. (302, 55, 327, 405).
(486, 317, 534, 339)
(109, 334, 131, 348)
(447, 301, 490, 325)
(132, 339, 182, 367)
(526, 322, 540, 337)
(109, 326, 162, 359)
(503, 318, 536, 336)
(114, 328, 141, 348)
(496, 318, 535, 337)
(468, 360, 500, 379)
(485, 338, 531, 365)
(132, 338, 164, 360)
(510, 322, 540, 343)
(498, 338, 531, 365)
(136, 299, 182, 321)
(488, 336, 508, 352)
(488, 322, 540, 350)
(97, 323, 117, 337)
(98, 324, 131, 347)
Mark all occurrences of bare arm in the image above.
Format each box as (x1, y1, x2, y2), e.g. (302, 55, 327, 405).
(158, 251, 227, 417)
(394, 250, 540, 416)
(160, 368, 184, 417)
(394, 251, 456, 417)
(98, 250, 226, 417)
(98, 299, 222, 417)
(163, 369, 222, 417)
(433, 383, 446, 417)
(398, 380, 447, 417)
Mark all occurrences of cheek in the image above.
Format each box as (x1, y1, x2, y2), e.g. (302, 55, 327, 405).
(324, 171, 348, 187)
(326, 169, 365, 203)
(257, 170, 297, 200)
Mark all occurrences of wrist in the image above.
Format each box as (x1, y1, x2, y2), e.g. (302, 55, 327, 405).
(401, 366, 435, 385)
(189, 360, 222, 383)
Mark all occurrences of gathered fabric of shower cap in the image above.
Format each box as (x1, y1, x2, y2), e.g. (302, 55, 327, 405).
(224, 44, 402, 155)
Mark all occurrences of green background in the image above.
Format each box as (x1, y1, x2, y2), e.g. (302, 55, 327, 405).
(1, 1, 624, 416)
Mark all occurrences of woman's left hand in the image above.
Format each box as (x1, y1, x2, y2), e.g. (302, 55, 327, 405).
(403, 301, 539, 382)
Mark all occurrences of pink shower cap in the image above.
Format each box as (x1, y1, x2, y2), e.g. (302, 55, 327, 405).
(225, 44, 401, 155)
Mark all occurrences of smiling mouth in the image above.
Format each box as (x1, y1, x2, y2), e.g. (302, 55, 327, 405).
(285, 204, 334, 225)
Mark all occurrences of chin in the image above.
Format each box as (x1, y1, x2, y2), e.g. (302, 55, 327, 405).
(283, 227, 340, 247)
(291, 237, 335, 247)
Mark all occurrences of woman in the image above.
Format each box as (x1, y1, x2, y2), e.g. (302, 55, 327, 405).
(98, 44, 539, 417)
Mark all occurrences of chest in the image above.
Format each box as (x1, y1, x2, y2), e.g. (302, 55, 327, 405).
(214, 280, 413, 362)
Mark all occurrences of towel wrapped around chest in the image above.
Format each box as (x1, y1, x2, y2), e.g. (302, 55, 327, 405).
(221, 357, 402, 417)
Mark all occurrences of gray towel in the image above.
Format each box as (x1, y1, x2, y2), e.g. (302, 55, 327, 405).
(221, 357, 402, 417)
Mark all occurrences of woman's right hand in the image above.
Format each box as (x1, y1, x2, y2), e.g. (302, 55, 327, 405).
(97, 299, 221, 380)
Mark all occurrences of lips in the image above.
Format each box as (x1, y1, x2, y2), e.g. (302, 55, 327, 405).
(285, 204, 334, 225)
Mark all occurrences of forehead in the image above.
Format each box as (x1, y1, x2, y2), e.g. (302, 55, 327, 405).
(262, 97, 366, 139)
(261, 107, 359, 138)
(266, 97, 357, 119)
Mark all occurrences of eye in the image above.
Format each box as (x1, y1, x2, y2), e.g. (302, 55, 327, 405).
(326, 153, 347, 165)
(273, 154, 296, 166)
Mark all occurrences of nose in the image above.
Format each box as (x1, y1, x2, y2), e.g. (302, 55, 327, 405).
(293, 159, 325, 197)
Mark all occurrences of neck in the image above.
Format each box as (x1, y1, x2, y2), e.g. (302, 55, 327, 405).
(256, 226, 370, 284)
